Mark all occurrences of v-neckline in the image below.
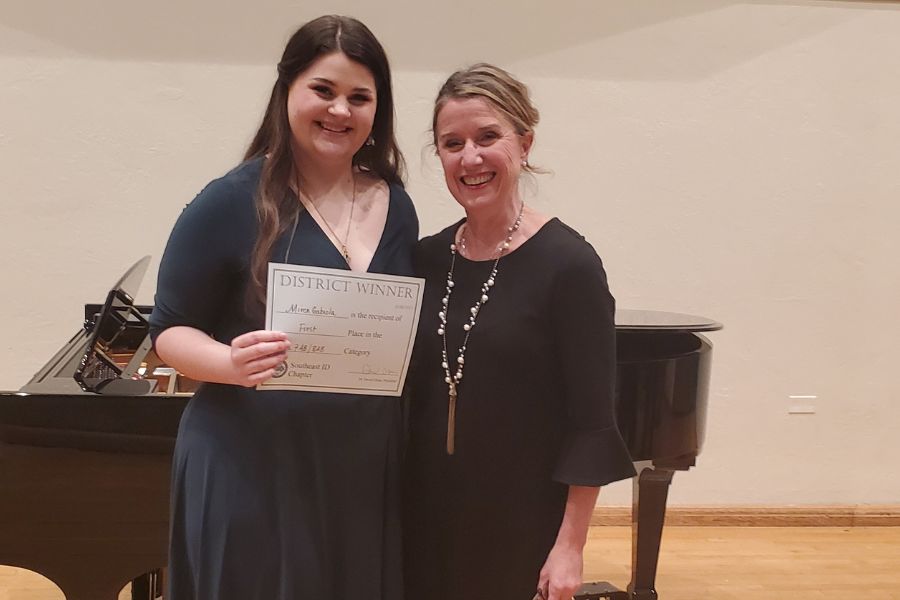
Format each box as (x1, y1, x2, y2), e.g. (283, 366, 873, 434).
(297, 182, 394, 274)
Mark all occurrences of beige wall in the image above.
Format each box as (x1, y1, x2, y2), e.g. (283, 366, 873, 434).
(1, 1, 898, 506)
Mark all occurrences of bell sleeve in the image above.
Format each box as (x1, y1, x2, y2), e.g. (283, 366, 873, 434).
(550, 239, 636, 487)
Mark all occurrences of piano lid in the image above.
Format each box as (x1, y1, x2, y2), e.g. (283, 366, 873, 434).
(108, 255, 151, 301)
(20, 257, 155, 396)
(615, 309, 722, 333)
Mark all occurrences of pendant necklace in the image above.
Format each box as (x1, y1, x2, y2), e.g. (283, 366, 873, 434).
(296, 172, 357, 264)
(438, 201, 525, 455)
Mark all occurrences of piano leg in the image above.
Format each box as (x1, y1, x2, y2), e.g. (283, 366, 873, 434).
(627, 464, 675, 600)
(574, 463, 677, 600)
(131, 569, 165, 599)
(131, 574, 149, 600)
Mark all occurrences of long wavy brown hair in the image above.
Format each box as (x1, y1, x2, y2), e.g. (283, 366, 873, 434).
(244, 15, 405, 313)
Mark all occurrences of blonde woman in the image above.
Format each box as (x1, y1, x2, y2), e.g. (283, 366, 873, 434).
(403, 64, 634, 600)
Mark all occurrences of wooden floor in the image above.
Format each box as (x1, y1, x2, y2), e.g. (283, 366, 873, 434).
(1, 526, 898, 599)
(583, 526, 900, 599)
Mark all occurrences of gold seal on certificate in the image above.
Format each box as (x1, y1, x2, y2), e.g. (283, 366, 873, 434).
(259, 263, 424, 396)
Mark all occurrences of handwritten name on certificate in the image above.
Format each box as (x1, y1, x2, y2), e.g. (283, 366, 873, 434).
(259, 263, 424, 396)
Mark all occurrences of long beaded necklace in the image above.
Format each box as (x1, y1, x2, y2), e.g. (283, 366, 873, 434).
(438, 201, 525, 455)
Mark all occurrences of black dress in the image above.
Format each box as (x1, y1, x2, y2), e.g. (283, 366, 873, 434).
(403, 218, 635, 600)
(149, 158, 418, 600)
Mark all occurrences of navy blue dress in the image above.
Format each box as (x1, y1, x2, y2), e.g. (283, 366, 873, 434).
(150, 158, 418, 600)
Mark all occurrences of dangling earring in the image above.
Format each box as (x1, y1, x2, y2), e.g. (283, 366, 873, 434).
(365, 136, 375, 147)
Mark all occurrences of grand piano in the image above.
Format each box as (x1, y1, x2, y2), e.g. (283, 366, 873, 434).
(0, 258, 720, 600)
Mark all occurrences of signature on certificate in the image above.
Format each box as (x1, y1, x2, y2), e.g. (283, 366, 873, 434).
(362, 365, 399, 376)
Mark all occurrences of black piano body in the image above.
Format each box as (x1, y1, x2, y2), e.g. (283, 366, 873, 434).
(603, 310, 720, 600)
(0, 259, 719, 600)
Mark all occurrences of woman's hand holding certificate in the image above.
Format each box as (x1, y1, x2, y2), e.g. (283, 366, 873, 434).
(229, 330, 291, 387)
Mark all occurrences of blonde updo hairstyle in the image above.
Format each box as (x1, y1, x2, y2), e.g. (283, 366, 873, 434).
(432, 63, 541, 173)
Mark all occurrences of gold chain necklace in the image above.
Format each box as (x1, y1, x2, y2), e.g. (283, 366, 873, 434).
(296, 173, 357, 264)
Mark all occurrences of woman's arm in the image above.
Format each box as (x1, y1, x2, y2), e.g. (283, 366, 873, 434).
(537, 235, 636, 600)
(155, 326, 290, 388)
(537, 485, 600, 600)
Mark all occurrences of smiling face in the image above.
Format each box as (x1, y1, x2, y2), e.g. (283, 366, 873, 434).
(435, 97, 532, 213)
(286, 51, 377, 167)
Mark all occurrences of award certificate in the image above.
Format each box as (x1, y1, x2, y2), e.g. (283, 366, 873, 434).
(259, 263, 424, 395)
